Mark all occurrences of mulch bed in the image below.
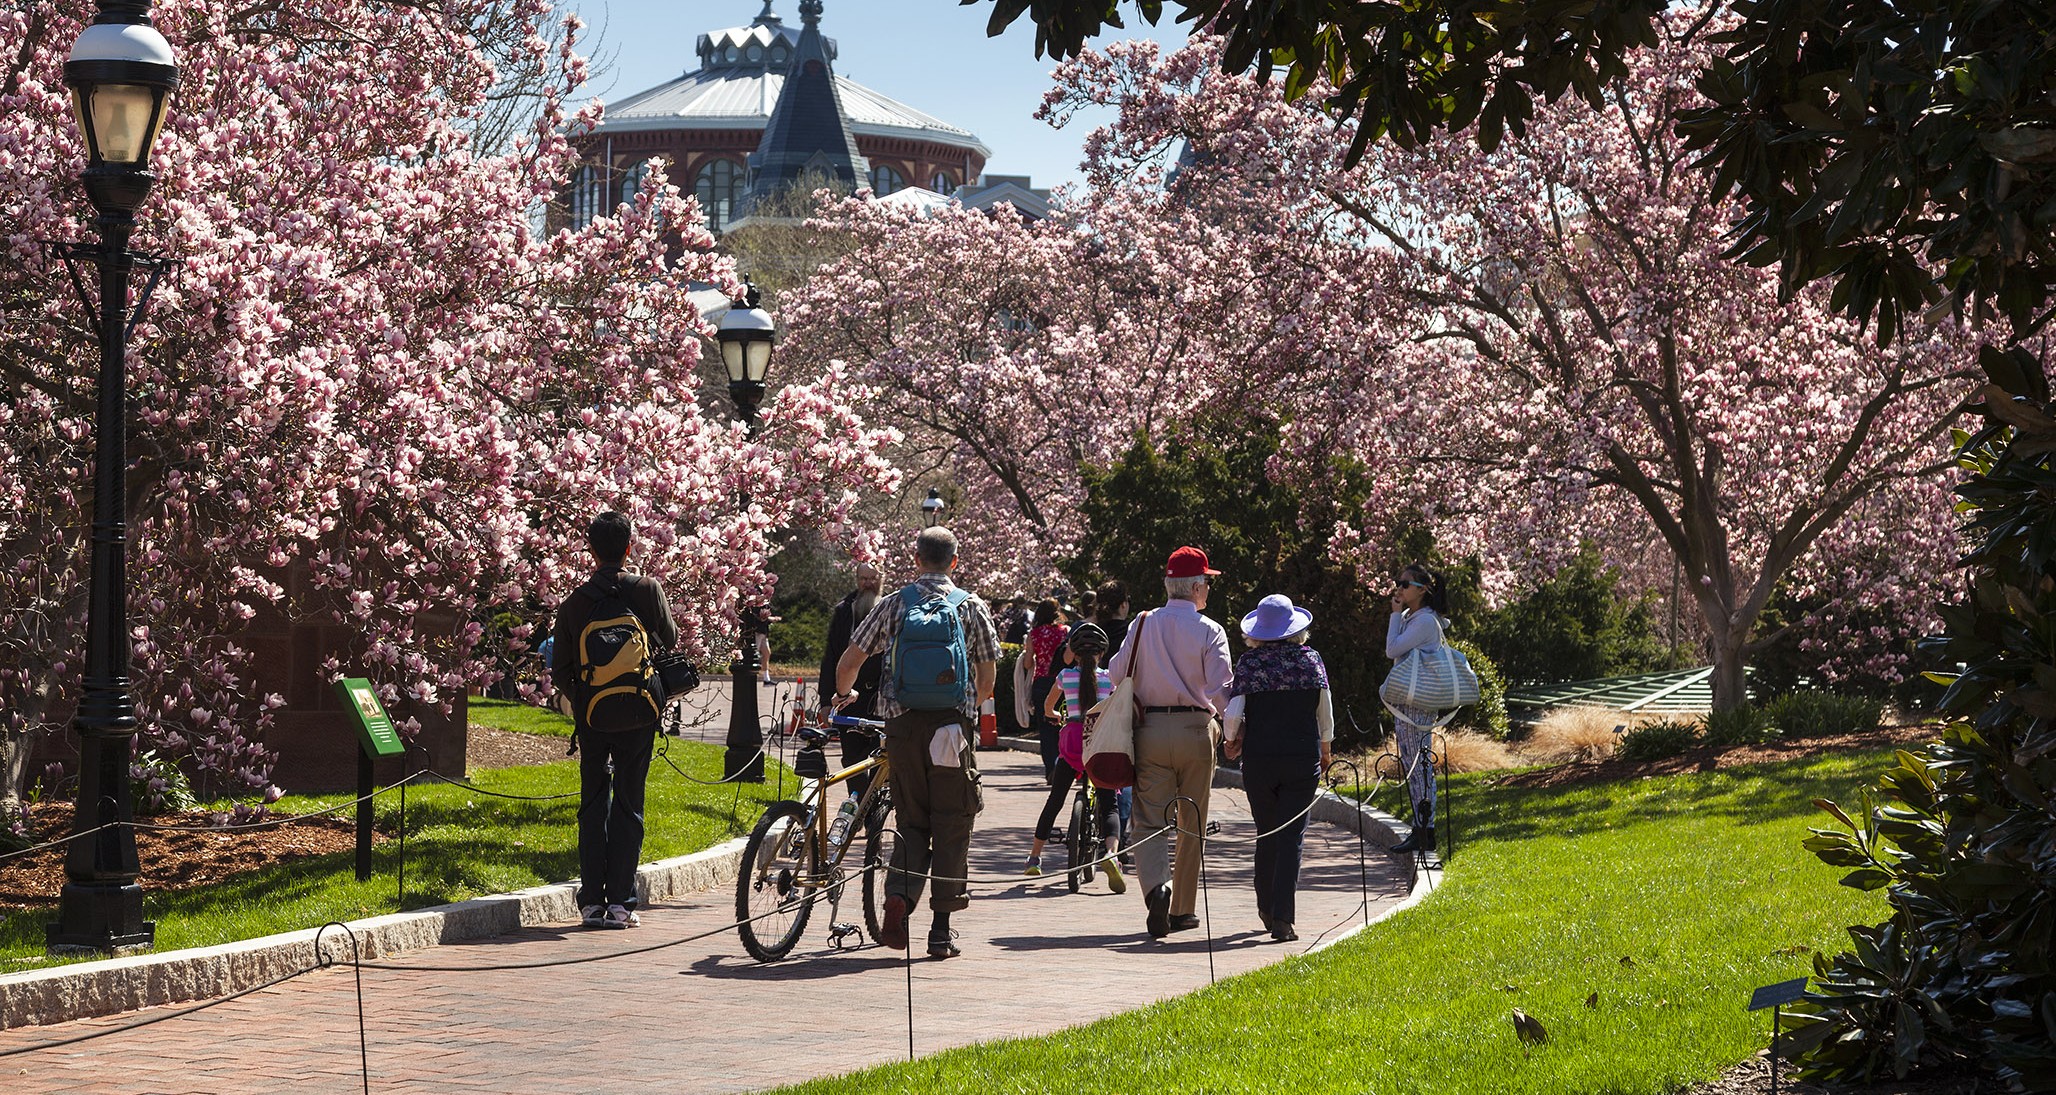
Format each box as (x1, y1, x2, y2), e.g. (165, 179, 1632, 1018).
(1, 800, 362, 910)
(1488, 723, 1941, 790)
(2, 724, 563, 911)
(1685, 1053, 1984, 1095)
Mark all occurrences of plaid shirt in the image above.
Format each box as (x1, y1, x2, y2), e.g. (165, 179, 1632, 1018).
(849, 573, 1002, 721)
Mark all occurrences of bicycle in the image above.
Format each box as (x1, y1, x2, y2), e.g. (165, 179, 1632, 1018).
(1064, 775, 1106, 893)
(735, 714, 896, 962)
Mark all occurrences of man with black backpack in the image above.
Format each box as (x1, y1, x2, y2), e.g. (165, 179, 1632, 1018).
(550, 511, 678, 930)
(831, 526, 1000, 959)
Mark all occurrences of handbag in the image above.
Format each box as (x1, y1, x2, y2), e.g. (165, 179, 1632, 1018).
(1379, 629, 1480, 712)
(1081, 612, 1147, 789)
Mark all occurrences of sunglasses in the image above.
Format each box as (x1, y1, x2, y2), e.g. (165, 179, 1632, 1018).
(1394, 580, 1427, 590)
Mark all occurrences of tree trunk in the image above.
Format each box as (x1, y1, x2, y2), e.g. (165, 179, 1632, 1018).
(1708, 646, 1749, 712)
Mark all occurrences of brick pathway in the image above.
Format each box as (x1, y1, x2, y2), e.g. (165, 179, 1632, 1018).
(0, 711, 1411, 1094)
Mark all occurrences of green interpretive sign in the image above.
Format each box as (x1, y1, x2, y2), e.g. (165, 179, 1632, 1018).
(336, 677, 404, 758)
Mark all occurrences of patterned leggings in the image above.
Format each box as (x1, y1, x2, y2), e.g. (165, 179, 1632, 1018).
(1392, 706, 1439, 816)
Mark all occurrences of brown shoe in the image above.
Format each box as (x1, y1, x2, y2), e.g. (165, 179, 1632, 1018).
(880, 895, 910, 950)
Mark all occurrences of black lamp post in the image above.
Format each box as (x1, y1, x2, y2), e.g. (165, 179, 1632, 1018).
(715, 283, 775, 783)
(46, 0, 179, 956)
(920, 487, 945, 523)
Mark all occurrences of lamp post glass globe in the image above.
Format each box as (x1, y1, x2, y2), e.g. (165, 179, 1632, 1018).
(716, 288, 776, 420)
(921, 487, 945, 518)
(65, 8, 179, 218)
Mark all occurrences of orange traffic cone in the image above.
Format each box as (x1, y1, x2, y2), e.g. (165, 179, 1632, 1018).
(978, 697, 998, 748)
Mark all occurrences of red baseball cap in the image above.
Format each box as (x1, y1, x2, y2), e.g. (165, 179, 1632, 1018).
(1165, 546, 1222, 578)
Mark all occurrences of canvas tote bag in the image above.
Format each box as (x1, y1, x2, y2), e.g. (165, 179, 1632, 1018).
(1380, 616, 1481, 719)
(1081, 611, 1147, 789)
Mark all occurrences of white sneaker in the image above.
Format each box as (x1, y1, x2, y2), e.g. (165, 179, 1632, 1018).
(579, 904, 607, 928)
(601, 904, 640, 929)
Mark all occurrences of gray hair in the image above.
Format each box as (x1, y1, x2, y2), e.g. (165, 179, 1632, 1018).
(1164, 575, 1207, 601)
(915, 526, 958, 570)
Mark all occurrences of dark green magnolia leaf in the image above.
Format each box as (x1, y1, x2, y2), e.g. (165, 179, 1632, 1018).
(1841, 866, 1894, 891)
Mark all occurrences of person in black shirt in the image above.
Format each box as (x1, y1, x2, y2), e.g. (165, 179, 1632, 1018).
(818, 562, 885, 800)
(550, 511, 678, 930)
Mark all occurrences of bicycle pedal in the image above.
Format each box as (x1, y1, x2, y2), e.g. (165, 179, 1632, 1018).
(1206, 820, 1221, 835)
(827, 922, 863, 949)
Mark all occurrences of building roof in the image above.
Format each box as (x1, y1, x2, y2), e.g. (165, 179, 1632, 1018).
(596, 2, 992, 159)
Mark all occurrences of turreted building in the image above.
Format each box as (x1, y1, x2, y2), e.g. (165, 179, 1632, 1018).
(562, 0, 1026, 235)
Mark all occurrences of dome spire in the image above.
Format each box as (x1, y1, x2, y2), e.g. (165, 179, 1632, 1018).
(800, 0, 822, 28)
(753, 1, 780, 25)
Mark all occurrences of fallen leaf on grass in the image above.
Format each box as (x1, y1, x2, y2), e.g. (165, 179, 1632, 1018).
(1585, 992, 1598, 1008)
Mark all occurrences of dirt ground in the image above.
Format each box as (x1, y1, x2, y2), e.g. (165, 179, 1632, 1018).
(0, 725, 560, 910)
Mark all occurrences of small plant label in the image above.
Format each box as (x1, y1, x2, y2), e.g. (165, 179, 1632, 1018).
(1747, 977, 1807, 1011)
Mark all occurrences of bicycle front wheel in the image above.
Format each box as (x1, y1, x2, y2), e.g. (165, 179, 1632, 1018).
(860, 787, 896, 944)
(1067, 793, 1089, 893)
(737, 800, 819, 962)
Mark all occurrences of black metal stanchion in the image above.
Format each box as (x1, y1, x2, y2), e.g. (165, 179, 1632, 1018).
(314, 922, 370, 1095)
(1325, 758, 1372, 927)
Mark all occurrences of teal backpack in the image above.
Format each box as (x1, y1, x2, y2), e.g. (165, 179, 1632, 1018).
(891, 584, 972, 710)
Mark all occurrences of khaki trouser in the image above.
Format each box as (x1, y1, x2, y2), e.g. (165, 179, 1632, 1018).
(1132, 709, 1215, 916)
(882, 708, 979, 913)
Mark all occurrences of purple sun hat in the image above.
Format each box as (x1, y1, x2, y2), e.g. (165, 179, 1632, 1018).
(1240, 594, 1313, 642)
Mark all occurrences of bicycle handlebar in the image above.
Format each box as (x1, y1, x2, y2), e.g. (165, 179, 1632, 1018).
(827, 714, 886, 731)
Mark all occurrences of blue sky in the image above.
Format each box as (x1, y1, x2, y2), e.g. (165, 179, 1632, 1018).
(559, 0, 1188, 191)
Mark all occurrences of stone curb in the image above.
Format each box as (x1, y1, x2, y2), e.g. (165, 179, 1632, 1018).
(0, 836, 746, 1031)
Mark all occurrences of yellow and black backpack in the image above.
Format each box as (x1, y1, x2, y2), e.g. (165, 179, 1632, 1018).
(576, 575, 662, 738)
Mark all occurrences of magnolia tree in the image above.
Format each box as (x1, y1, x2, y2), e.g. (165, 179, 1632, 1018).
(1040, 17, 1980, 707)
(0, 0, 899, 821)
(778, 159, 1368, 590)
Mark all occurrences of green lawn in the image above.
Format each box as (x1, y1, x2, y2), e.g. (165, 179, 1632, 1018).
(1, 735, 786, 971)
(781, 747, 1898, 1094)
(470, 696, 575, 738)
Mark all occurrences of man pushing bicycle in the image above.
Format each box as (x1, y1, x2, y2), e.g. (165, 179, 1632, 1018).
(831, 526, 1000, 960)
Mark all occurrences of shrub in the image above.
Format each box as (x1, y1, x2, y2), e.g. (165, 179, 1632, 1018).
(1788, 350, 2056, 1090)
(1434, 730, 1518, 773)
(130, 748, 199, 815)
(1615, 718, 1699, 761)
(1702, 703, 1777, 748)
(1463, 543, 1681, 686)
(1525, 706, 1636, 764)
(1444, 638, 1511, 741)
(1764, 691, 1883, 739)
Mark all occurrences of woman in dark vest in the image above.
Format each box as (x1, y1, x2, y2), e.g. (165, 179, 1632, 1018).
(1222, 594, 1334, 943)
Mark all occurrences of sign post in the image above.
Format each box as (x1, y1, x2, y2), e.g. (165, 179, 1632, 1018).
(336, 678, 405, 882)
(1747, 976, 1808, 1095)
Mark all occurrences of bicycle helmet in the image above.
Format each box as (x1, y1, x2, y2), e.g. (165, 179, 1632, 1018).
(1066, 622, 1110, 657)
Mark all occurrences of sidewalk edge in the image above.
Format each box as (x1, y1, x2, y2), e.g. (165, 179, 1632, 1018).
(0, 836, 746, 1031)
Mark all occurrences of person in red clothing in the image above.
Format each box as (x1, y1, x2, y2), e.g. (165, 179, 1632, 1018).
(1024, 597, 1068, 783)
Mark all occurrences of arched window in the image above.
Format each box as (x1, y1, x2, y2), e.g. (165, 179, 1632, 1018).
(620, 160, 652, 206)
(929, 170, 955, 195)
(568, 165, 603, 227)
(869, 164, 904, 197)
(694, 159, 744, 233)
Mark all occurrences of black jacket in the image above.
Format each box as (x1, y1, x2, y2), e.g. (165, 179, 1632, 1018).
(820, 589, 884, 714)
(550, 567, 679, 698)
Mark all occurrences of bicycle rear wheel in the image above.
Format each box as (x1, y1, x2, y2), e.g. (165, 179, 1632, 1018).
(737, 800, 818, 961)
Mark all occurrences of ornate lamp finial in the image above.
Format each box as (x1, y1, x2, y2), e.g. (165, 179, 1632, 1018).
(799, 0, 822, 27)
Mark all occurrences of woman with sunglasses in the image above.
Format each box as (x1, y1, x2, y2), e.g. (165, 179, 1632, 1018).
(1386, 564, 1448, 853)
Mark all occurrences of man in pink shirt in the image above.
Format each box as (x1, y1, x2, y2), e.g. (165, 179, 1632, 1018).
(1108, 546, 1234, 939)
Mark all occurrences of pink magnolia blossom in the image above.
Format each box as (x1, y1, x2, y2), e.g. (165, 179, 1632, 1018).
(0, 0, 899, 804)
